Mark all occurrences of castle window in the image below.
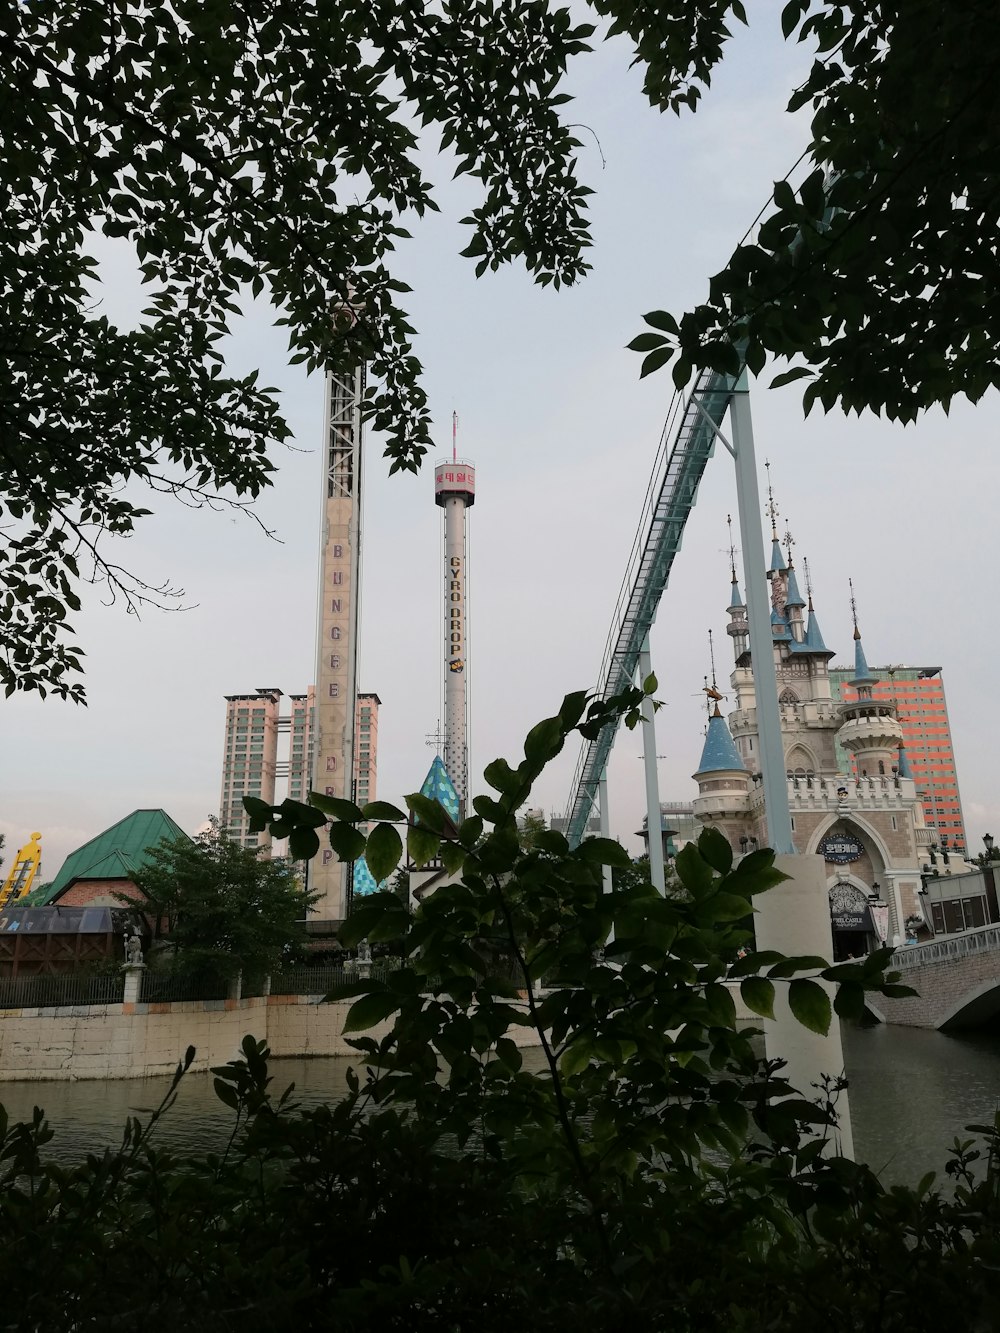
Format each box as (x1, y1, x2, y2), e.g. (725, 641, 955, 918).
(779, 688, 799, 704)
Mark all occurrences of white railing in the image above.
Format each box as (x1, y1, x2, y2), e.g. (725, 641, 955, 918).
(892, 924, 1000, 970)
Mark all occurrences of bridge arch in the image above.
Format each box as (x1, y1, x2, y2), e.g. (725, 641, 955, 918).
(936, 979, 1000, 1032)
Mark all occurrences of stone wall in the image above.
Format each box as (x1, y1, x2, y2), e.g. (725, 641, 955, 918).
(878, 943, 1000, 1030)
(0, 992, 548, 1082)
(0, 986, 755, 1082)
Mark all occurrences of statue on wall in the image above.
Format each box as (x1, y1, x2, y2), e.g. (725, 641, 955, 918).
(123, 931, 144, 967)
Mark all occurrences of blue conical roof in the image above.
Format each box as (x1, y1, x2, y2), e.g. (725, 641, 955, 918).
(802, 605, 831, 653)
(728, 577, 744, 611)
(695, 708, 746, 775)
(852, 631, 875, 686)
(353, 855, 389, 897)
(785, 564, 806, 609)
(419, 755, 460, 823)
(771, 607, 790, 639)
(770, 537, 787, 574)
(897, 746, 913, 780)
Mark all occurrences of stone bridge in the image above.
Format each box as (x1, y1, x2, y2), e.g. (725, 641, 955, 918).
(872, 924, 1000, 1030)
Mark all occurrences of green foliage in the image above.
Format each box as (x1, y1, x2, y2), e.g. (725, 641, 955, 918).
(129, 831, 316, 978)
(1, 694, 999, 1327)
(517, 807, 548, 850)
(2, 0, 595, 700)
(7, 2, 989, 698)
(631, 2, 1000, 423)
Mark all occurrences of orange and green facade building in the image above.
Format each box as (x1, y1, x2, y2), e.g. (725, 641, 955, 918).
(830, 666, 966, 852)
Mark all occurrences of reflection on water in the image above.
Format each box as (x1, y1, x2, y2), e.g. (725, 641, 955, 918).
(843, 1023, 1000, 1184)
(1, 1026, 998, 1186)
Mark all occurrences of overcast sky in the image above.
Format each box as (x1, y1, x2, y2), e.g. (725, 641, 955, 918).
(5, 13, 999, 883)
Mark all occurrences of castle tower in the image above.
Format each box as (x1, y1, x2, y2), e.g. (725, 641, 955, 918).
(311, 348, 365, 921)
(434, 418, 475, 814)
(692, 703, 751, 844)
(836, 593, 904, 784)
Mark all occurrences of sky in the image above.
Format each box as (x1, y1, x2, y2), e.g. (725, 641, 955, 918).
(4, 12, 1000, 884)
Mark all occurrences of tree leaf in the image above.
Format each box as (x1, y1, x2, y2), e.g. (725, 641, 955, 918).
(361, 801, 406, 821)
(311, 793, 363, 823)
(833, 981, 866, 1021)
(405, 793, 446, 831)
(407, 824, 440, 868)
(440, 842, 467, 874)
(577, 838, 631, 868)
(698, 826, 733, 875)
(328, 823, 367, 862)
(788, 979, 832, 1035)
(342, 992, 402, 1033)
(366, 823, 403, 884)
(740, 975, 775, 1020)
(288, 827, 320, 860)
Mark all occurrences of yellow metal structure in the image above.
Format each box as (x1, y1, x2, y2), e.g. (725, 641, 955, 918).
(0, 832, 42, 910)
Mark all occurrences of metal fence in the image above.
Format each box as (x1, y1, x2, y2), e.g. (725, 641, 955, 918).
(268, 965, 390, 997)
(141, 972, 230, 1003)
(0, 972, 125, 1011)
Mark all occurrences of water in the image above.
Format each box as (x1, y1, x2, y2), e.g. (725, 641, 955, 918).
(1, 1025, 998, 1186)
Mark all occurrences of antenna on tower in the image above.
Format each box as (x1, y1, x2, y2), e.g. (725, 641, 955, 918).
(452, 410, 458, 464)
(764, 460, 779, 538)
(803, 556, 814, 607)
(702, 629, 724, 713)
(784, 526, 795, 565)
(726, 513, 738, 582)
(849, 577, 860, 638)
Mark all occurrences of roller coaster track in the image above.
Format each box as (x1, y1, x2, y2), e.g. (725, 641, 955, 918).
(564, 369, 735, 847)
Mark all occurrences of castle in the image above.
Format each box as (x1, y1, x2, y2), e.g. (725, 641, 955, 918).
(692, 523, 930, 959)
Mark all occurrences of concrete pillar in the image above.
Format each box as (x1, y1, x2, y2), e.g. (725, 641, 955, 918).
(753, 853, 854, 1158)
(123, 964, 145, 1006)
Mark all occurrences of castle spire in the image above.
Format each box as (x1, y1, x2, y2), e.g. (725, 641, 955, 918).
(849, 578, 875, 690)
(784, 531, 806, 610)
(800, 556, 832, 655)
(726, 513, 743, 608)
(725, 515, 749, 660)
(765, 460, 786, 574)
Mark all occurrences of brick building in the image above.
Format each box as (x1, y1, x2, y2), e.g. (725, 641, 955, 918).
(34, 809, 190, 909)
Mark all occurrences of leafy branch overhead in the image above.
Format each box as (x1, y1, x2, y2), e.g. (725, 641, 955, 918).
(630, 1, 1000, 421)
(6, 1, 993, 699)
(1, 0, 596, 700)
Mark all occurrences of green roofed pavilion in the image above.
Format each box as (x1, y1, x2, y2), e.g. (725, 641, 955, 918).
(40, 809, 191, 905)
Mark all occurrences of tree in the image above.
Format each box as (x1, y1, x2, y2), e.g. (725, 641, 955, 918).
(3, 698, 999, 1329)
(128, 831, 316, 978)
(517, 807, 548, 850)
(630, 1, 1000, 422)
(8, 3, 996, 701)
(1, 0, 593, 700)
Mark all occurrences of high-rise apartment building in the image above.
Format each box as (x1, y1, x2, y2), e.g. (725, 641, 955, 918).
(830, 666, 966, 851)
(355, 692, 380, 806)
(220, 689, 379, 850)
(218, 688, 283, 850)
